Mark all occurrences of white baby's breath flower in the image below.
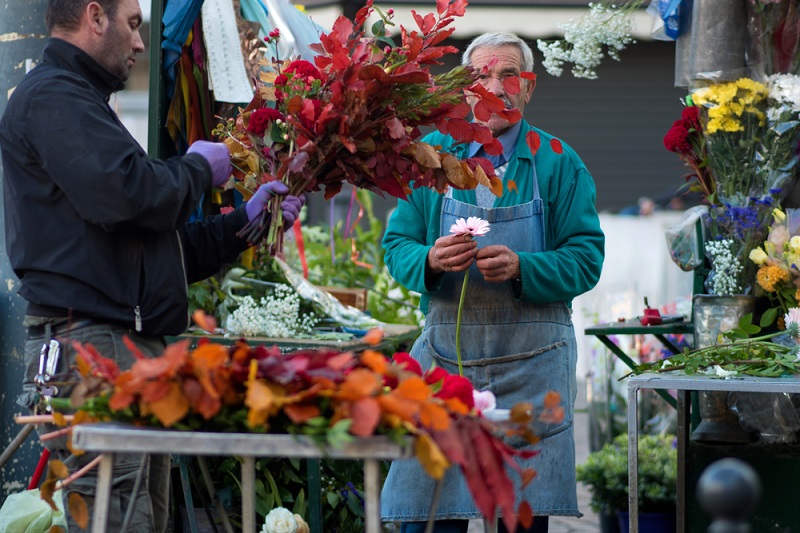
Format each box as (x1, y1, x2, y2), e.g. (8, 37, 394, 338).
(705, 238, 743, 296)
(225, 285, 318, 337)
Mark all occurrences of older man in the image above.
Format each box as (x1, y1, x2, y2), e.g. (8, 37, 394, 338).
(380, 32, 605, 533)
(0, 1, 302, 531)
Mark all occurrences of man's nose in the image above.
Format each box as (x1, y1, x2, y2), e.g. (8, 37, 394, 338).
(134, 31, 145, 54)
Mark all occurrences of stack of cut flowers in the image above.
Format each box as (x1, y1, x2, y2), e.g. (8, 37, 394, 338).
(52, 317, 560, 530)
(215, 0, 517, 254)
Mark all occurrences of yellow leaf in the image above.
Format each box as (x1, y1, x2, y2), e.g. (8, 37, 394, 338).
(245, 379, 284, 428)
(415, 433, 450, 480)
(52, 412, 68, 427)
(68, 492, 89, 529)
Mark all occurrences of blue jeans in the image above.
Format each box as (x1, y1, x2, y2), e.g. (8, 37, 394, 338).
(399, 516, 549, 533)
(20, 319, 170, 533)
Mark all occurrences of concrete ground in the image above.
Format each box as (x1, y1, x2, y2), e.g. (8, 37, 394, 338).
(468, 379, 601, 533)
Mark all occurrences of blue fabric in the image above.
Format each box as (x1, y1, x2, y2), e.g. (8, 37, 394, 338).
(162, 0, 204, 59)
(381, 161, 580, 521)
(468, 120, 521, 162)
(240, 0, 274, 41)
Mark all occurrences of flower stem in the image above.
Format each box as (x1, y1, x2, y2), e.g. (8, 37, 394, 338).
(456, 270, 469, 376)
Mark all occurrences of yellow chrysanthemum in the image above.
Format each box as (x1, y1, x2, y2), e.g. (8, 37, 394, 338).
(757, 265, 790, 292)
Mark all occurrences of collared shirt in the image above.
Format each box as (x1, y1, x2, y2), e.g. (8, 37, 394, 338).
(467, 120, 523, 164)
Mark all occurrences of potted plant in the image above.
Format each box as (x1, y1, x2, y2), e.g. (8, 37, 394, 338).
(577, 433, 677, 533)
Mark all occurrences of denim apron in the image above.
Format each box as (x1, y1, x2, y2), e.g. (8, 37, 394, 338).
(381, 162, 580, 521)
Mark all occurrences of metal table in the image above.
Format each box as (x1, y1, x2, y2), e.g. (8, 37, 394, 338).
(585, 319, 693, 409)
(72, 423, 414, 533)
(626, 373, 800, 532)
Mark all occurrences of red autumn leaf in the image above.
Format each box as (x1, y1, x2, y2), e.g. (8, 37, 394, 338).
(467, 420, 517, 532)
(447, 118, 474, 143)
(349, 397, 381, 436)
(386, 117, 405, 139)
(72, 341, 121, 380)
(148, 381, 190, 427)
(331, 15, 354, 44)
(284, 402, 322, 424)
(362, 328, 385, 345)
(431, 422, 466, 465)
(129, 340, 189, 381)
(421, 30, 456, 50)
(482, 138, 504, 156)
(520, 71, 537, 82)
(526, 130, 541, 156)
(503, 76, 521, 96)
(471, 123, 493, 145)
(550, 138, 564, 154)
(457, 419, 496, 521)
(337, 368, 382, 400)
(183, 378, 221, 420)
(436, 0, 450, 16)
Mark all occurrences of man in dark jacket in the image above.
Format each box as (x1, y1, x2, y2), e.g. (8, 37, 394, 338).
(0, 1, 302, 531)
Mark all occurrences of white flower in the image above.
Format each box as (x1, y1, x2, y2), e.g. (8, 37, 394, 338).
(225, 286, 318, 337)
(705, 365, 737, 378)
(449, 216, 490, 237)
(262, 507, 298, 533)
(749, 247, 768, 265)
(473, 389, 497, 411)
(704, 238, 743, 296)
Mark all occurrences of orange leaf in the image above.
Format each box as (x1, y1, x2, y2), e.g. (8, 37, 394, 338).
(510, 402, 534, 424)
(148, 381, 190, 427)
(550, 138, 563, 154)
(284, 402, 322, 424)
(191, 309, 218, 333)
(539, 406, 565, 425)
(130, 340, 190, 380)
(362, 327, 384, 345)
(349, 397, 381, 436)
(246, 379, 284, 428)
(544, 390, 561, 409)
(507, 179, 518, 193)
(68, 492, 90, 529)
(518, 501, 534, 529)
(360, 350, 389, 374)
(520, 468, 538, 488)
(419, 401, 451, 431)
(396, 376, 432, 402)
(377, 392, 419, 421)
(337, 368, 381, 401)
(52, 412, 68, 427)
(414, 433, 450, 479)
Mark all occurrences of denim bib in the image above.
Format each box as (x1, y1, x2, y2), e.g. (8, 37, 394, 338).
(381, 160, 581, 521)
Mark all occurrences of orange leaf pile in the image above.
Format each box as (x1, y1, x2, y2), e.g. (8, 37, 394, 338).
(66, 338, 561, 527)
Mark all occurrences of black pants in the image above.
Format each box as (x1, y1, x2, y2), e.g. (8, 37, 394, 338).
(399, 516, 549, 533)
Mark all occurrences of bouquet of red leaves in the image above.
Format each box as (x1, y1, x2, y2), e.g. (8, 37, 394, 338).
(214, 0, 516, 254)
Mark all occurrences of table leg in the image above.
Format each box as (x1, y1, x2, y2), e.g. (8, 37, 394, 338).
(483, 516, 498, 533)
(242, 456, 256, 533)
(677, 390, 690, 533)
(92, 453, 114, 533)
(596, 336, 676, 409)
(628, 383, 639, 533)
(364, 459, 381, 533)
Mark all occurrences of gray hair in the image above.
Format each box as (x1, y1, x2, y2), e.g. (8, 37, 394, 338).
(462, 32, 534, 72)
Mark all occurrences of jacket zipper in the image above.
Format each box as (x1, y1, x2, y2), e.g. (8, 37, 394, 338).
(134, 305, 142, 332)
(176, 230, 191, 331)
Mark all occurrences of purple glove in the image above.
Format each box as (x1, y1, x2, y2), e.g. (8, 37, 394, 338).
(245, 182, 306, 228)
(186, 141, 231, 187)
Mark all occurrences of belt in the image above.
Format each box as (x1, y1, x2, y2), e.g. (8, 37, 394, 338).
(27, 318, 97, 338)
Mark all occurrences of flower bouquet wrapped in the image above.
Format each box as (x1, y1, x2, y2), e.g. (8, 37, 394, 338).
(746, 0, 800, 79)
(215, 0, 511, 255)
(750, 208, 800, 325)
(51, 318, 561, 530)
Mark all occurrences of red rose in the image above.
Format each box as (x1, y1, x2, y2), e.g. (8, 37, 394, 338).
(247, 107, 284, 136)
(663, 121, 691, 154)
(424, 366, 448, 385)
(392, 352, 422, 375)
(435, 374, 474, 409)
(681, 106, 701, 129)
(283, 59, 321, 82)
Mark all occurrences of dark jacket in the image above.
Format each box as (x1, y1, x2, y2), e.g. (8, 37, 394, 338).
(0, 38, 250, 336)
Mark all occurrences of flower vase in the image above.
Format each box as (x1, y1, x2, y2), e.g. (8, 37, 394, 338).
(691, 294, 758, 443)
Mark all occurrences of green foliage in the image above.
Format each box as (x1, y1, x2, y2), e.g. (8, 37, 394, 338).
(630, 313, 800, 378)
(576, 433, 677, 514)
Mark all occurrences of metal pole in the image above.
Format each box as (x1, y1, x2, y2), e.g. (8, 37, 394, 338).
(0, 0, 48, 503)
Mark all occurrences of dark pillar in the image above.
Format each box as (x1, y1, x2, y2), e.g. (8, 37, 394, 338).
(0, 0, 48, 501)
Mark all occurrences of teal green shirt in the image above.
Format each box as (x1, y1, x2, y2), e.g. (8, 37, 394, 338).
(382, 121, 605, 314)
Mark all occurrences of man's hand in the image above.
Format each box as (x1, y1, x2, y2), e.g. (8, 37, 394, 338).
(186, 141, 231, 187)
(476, 245, 520, 283)
(427, 234, 477, 274)
(245, 182, 305, 229)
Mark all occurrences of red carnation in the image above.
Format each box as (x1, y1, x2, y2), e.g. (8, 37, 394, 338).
(425, 366, 448, 385)
(392, 352, 422, 375)
(274, 74, 289, 87)
(435, 374, 474, 409)
(247, 107, 284, 136)
(681, 106, 701, 129)
(283, 59, 321, 81)
(663, 121, 691, 154)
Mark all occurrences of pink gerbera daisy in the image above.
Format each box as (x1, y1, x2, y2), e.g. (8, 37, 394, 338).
(449, 216, 490, 237)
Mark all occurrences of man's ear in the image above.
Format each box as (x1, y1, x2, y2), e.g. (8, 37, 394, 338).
(524, 76, 536, 104)
(85, 1, 109, 35)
